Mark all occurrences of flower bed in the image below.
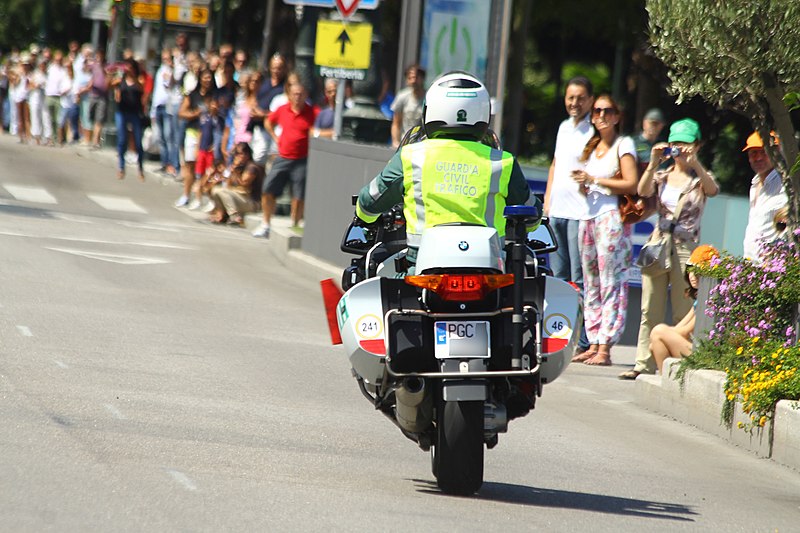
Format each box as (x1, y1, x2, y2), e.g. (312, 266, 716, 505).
(679, 235, 800, 432)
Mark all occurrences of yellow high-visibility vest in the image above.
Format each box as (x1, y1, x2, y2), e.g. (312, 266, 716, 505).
(400, 138, 515, 247)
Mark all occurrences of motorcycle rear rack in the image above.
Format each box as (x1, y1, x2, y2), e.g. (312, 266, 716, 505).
(383, 307, 541, 379)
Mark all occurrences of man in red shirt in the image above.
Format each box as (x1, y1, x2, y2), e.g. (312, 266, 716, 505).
(252, 81, 318, 238)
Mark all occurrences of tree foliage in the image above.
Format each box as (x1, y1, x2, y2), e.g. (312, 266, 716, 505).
(647, 0, 800, 226)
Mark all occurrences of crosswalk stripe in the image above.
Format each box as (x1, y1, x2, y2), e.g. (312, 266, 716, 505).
(87, 194, 148, 214)
(3, 184, 58, 204)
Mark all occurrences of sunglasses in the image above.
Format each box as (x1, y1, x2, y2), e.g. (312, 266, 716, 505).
(592, 107, 618, 117)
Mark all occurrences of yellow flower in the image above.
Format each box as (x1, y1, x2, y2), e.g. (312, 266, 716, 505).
(752, 337, 760, 344)
(737, 347, 744, 355)
(737, 422, 745, 429)
(759, 416, 767, 427)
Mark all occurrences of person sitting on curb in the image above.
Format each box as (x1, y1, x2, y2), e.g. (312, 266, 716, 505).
(621, 244, 719, 379)
(209, 142, 263, 226)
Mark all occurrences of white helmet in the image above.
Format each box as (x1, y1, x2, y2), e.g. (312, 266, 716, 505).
(422, 71, 491, 140)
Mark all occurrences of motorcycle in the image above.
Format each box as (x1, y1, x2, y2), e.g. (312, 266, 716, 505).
(320, 129, 581, 495)
(321, 199, 583, 495)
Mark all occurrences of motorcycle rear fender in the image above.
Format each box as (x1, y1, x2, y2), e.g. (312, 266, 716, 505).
(442, 379, 488, 401)
(540, 277, 583, 384)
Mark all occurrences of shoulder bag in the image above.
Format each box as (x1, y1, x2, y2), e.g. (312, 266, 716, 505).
(635, 191, 688, 276)
(618, 151, 657, 224)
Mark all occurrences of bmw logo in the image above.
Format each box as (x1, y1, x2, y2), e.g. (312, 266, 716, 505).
(458, 241, 469, 251)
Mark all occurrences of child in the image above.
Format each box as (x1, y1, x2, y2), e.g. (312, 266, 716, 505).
(200, 158, 229, 218)
(189, 96, 225, 210)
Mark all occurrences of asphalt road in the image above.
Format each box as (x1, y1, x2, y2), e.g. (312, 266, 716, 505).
(1, 136, 799, 532)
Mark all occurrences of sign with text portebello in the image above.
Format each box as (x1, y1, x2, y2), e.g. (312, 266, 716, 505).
(315, 20, 372, 80)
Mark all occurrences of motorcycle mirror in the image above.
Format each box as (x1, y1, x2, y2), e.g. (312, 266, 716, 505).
(341, 222, 378, 254)
(527, 218, 558, 255)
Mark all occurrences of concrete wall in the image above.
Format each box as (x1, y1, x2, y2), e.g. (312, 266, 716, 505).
(303, 138, 395, 269)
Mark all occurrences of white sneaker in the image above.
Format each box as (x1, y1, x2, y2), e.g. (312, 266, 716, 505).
(251, 222, 270, 238)
(202, 201, 216, 213)
(187, 199, 202, 210)
(174, 195, 189, 208)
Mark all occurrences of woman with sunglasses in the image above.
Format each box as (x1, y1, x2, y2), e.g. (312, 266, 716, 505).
(620, 118, 719, 380)
(570, 94, 638, 366)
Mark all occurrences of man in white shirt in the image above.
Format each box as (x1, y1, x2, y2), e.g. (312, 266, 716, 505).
(43, 50, 70, 145)
(544, 76, 595, 352)
(742, 131, 788, 262)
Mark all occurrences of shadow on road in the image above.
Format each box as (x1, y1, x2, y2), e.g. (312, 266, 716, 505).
(411, 479, 697, 522)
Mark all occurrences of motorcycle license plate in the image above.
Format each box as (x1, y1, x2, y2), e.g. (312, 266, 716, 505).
(434, 321, 491, 359)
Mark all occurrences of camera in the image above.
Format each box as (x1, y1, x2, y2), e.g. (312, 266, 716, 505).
(663, 146, 680, 158)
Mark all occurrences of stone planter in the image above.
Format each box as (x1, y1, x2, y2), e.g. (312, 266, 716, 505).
(636, 358, 799, 471)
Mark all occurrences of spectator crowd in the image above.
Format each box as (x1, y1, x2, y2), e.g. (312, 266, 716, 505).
(0, 35, 409, 235)
(544, 76, 789, 379)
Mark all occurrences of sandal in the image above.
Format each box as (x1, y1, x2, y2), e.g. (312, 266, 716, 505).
(571, 346, 598, 363)
(618, 370, 640, 380)
(585, 347, 612, 366)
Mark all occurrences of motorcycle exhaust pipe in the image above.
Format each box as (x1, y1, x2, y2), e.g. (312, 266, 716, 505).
(395, 377, 432, 433)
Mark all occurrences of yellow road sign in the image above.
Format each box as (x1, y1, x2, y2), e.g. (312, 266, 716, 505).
(314, 20, 372, 70)
(166, 5, 209, 26)
(130, 1, 160, 20)
(130, 1, 209, 27)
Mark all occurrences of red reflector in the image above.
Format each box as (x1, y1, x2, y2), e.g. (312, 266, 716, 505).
(405, 273, 514, 301)
(359, 339, 385, 354)
(320, 279, 344, 345)
(542, 338, 569, 353)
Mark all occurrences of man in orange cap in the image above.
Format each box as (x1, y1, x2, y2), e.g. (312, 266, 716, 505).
(741, 131, 787, 262)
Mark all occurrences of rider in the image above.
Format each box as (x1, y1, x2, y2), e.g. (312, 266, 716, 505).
(354, 71, 540, 263)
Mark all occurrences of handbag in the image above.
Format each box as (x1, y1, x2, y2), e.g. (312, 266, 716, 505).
(635, 191, 688, 275)
(617, 153, 657, 224)
(619, 193, 656, 224)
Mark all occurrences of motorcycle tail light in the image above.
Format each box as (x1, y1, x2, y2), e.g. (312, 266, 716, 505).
(405, 273, 514, 301)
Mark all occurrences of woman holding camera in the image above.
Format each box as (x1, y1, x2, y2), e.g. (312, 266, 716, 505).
(620, 118, 719, 380)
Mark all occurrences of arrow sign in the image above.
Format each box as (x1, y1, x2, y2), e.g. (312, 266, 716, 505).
(335, 0, 360, 18)
(336, 29, 352, 55)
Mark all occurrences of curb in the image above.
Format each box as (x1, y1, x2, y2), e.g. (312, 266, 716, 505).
(636, 358, 800, 471)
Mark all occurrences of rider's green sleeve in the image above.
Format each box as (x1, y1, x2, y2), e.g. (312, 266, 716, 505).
(507, 160, 532, 206)
(507, 160, 543, 230)
(356, 151, 405, 223)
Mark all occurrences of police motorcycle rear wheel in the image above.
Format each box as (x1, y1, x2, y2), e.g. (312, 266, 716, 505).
(432, 394, 484, 495)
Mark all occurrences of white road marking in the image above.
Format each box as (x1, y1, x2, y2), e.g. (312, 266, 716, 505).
(567, 386, 599, 395)
(117, 221, 180, 232)
(165, 469, 198, 491)
(16, 325, 33, 337)
(601, 399, 633, 405)
(52, 213, 95, 224)
(3, 184, 58, 204)
(45, 247, 170, 265)
(104, 403, 127, 420)
(54, 360, 69, 369)
(0, 230, 195, 250)
(87, 194, 148, 214)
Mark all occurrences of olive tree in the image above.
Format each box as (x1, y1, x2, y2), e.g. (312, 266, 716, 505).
(647, 0, 800, 223)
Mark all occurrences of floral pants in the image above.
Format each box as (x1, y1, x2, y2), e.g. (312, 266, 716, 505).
(579, 210, 632, 345)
